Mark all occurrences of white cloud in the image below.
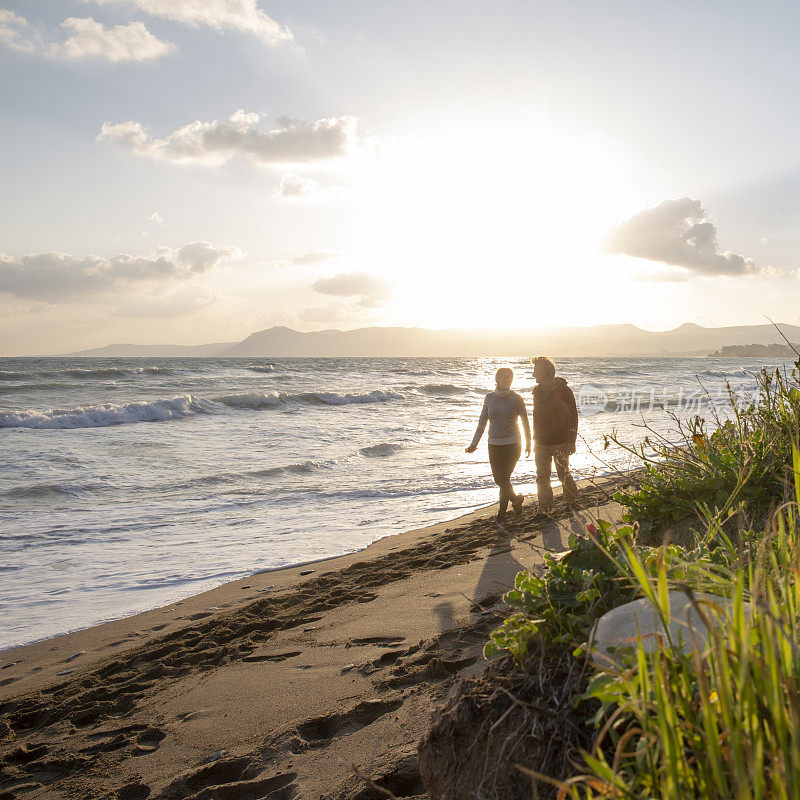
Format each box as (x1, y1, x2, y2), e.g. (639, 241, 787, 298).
(0, 10, 40, 54)
(276, 172, 349, 203)
(279, 171, 321, 199)
(313, 271, 391, 305)
(98, 111, 364, 168)
(0, 11, 172, 63)
(0, 242, 239, 301)
(82, 0, 292, 46)
(146, 211, 164, 225)
(607, 198, 758, 277)
(55, 17, 173, 62)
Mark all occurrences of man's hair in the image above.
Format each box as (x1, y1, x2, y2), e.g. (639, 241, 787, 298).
(495, 367, 514, 383)
(532, 356, 556, 378)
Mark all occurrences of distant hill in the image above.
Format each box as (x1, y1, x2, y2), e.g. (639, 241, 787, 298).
(708, 343, 799, 358)
(58, 322, 800, 358)
(222, 322, 800, 358)
(65, 342, 236, 357)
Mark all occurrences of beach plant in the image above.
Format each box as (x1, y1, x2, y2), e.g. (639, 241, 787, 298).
(609, 360, 800, 539)
(483, 510, 757, 664)
(519, 447, 800, 799)
(484, 522, 632, 662)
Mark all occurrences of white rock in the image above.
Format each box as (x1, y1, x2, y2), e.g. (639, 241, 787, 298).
(590, 590, 752, 670)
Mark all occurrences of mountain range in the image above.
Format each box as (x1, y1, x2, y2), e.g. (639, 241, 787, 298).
(62, 322, 800, 358)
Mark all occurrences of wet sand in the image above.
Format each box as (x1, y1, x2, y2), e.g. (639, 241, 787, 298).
(0, 478, 626, 800)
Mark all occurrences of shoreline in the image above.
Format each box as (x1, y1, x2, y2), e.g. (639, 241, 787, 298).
(0, 472, 633, 800)
(0, 498, 506, 692)
(0, 467, 623, 657)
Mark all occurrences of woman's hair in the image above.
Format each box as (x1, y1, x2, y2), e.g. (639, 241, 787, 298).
(495, 367, 514, 385)
(532, 356, 556, 379)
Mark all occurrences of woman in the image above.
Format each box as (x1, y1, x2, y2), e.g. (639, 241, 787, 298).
(466, 367, 531, 521)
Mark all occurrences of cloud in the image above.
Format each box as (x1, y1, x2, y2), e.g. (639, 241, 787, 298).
(0, 242, 239, 301)
(290, 251, 341, 266)
(312, 271, 391, 306)
(146, 211, 164, 226)
(98, 111, 364, 168)
(0, 11, 172, 63)
(277, 172, 349, 203)
(82, 0, 292, 46)
(55, 17, 173, 62)
(0, 10, 40, 54)
(279, 171, 321, 199)
(607, 198, 758, 276)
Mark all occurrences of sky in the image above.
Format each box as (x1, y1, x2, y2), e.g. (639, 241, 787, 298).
(1, 0, 800, 355)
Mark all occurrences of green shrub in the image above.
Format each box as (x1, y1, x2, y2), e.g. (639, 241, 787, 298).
(541, 457, 800, 799)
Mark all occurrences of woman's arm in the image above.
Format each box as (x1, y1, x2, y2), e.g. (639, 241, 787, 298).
(465, 396, 489, 453)
(519, 395, 532, 456)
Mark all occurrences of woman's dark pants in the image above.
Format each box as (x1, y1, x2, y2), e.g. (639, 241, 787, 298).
(488, 442, 521, 513)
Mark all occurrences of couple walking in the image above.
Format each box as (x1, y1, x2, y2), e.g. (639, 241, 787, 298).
(465, 356, 578, 521)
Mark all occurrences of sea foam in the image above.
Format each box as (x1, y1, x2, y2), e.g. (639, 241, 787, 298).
(0, 395, 204, 429)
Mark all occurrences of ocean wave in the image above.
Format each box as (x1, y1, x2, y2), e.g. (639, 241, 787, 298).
(314, 475, 497, 500)
(699, 368, 750, 378)
(188, 460, 333, 487)
(0, 387, 405, 429)
(0, 395, 205, 429)
(298, 390, 404, 405)
(0, 382, 74, 395)
(65, 366, 177, 378)
(0, 366, 177, 383)
(213, 390, 404, 408)
(247, 365, 275, 373)
(213, 392, 281, 409)
(6, 483, 85, 499)
(0, 370, 30, 382)
(419, 383, 467, 396)
(359, 443, 404, 457)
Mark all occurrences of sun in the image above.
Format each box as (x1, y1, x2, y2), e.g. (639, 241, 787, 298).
(348, 121, 640, 329)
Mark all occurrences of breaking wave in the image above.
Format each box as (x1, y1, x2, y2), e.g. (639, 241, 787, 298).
(0, 395, 205, 429)
(1, 389, 405, 429)
(247, 365, 275, 373)
(359, 443, 404, 457)
(213, 392, 281, 409)
(213, 390, 404, 409)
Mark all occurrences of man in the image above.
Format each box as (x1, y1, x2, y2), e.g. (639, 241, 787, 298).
(531, 356, 578, 512)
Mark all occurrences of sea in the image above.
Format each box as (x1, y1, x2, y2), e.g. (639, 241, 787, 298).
(0, 355, 793, 650)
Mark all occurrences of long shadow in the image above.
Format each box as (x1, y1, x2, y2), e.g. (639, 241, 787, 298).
(468, 531, 527, 622)
(431, 531, 527, 634)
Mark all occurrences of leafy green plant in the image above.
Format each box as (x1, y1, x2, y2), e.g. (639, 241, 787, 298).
(484, 515, 749, 663)
(526, 448, 800, 799)
(485, 521, 640, 660)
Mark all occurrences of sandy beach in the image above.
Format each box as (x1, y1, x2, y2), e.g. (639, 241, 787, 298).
(0, 478, 625, 800)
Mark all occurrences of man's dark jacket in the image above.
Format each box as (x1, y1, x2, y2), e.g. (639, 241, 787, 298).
(532, 377, 578, 447)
